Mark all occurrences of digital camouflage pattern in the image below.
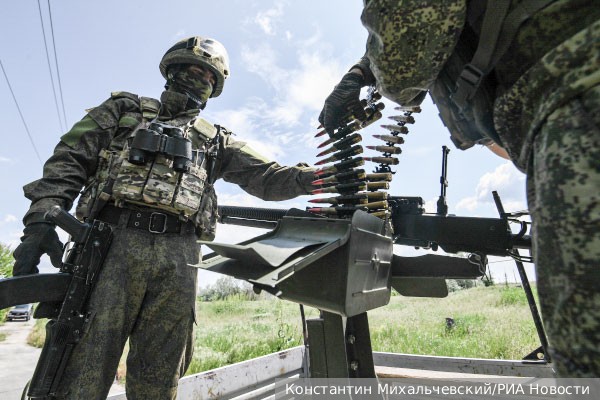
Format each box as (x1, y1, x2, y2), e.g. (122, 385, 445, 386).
(527, 85, 600, 377)
(360, 0, 600, 376)
(21, 88, 316, 397)
(53, 227, 199, 399)
(361, 0, 466, 106)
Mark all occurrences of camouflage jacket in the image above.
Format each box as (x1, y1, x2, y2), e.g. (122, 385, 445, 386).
(23, 90, 315, 239)
(361, 0, 600, 171)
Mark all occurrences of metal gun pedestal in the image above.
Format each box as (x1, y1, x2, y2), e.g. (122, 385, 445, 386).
(307, 311, 376, 378)
(199, 210, 393, 378)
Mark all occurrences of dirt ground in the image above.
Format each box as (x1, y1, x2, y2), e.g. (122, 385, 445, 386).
(0, 318, 125, 399)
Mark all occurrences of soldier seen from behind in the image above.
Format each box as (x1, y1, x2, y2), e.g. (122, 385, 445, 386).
(319, 0, 599, 377)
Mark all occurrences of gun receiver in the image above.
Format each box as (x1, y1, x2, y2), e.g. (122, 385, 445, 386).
(27, 206, 113, 399)
(389, 195, 531, 256)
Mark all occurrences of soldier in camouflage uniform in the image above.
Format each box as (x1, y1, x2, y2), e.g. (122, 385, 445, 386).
(12, 36, 316, 399)
(320, 0, 599, 377)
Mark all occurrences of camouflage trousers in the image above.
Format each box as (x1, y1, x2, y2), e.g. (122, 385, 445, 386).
(54, 224, 200, 399)
(526, 84, 600, 377)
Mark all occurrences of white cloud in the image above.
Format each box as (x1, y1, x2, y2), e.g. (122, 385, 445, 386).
(239, 40, 346, 125)
(171, 29, 187, 40)
(206, 36, 347, 162)
(0, 156, 12, 163)
(2, 214, 18, 224)
(1, 230, 22, 250)
(456, 162, 526, 213)
(253, 2, 286, 35)
(423, 197, 437, 213)
(455, 196, 479, 212)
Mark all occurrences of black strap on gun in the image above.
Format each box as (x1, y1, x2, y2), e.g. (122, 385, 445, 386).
(27, 206, 113, 399)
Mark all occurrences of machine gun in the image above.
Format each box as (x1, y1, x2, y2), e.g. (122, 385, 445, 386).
(206, 147, 548, 379)
(0, 207, 113, 399)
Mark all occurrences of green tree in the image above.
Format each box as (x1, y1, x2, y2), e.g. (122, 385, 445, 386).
(0, 242, 14, 323)
(0, 242, 13, 279)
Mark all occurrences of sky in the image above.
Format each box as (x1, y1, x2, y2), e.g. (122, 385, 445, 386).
(0, 0, 534, 287)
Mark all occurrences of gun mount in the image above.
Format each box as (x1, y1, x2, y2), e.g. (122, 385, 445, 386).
(198, 146, 547, 380)
(199, 201, 510, 378)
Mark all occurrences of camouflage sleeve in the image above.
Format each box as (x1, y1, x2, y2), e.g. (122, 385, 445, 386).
(361, 0, 466, 105)
(216, 134, 316, 201)
(22, 96, 134, 224)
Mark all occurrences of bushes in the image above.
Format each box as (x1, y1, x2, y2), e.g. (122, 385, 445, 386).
(198, 276, 261, 302)
(0, 242, 14, 324)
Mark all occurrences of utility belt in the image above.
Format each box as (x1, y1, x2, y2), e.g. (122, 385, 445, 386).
(97, 204, 196, 235)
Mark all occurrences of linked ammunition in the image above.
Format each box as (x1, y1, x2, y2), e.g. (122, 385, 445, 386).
(311, 181, 367, 194)
(370, 92, 382, 102)
(315, 145, 363, 166)
(365, 172, 393, 182)
(314, 157, 364, 177)
(359, 111, 383, 128)
(366, 145, 402, 155)
(317, 133, 362, 153)
(315, 102, 384, 138)
(308, 195, 369, 205)
(315, 120, 358, 139)
(366, 181, 390, 191)
(308, 191, 387, 204)
(308, 201, 388, 215)
(380, 124, 409, 134)
(311, 169, 366, 185)
(369, 210, 391, 218)
(363, 200, 388, 210)
(389, 115, 415, 124)
(373, 134, 405, 145)
(394, 105, 421, 113)
(364, 156, 399, 165)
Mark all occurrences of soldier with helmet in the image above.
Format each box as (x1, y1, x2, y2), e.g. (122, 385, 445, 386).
(12, 36, 316, 399)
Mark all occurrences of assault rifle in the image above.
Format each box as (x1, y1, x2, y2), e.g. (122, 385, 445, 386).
(7, 207, 114, 399)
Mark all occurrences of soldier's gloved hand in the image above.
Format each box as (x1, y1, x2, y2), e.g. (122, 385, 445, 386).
(318, 72, 366, 133)
(13, 223, 64, 276)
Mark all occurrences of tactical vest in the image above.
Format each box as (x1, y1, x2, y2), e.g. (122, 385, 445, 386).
(430, 0, 553, 150)
(76, 92, 225, 240)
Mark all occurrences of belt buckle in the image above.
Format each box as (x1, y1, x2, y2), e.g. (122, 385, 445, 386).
(149, 212, 168, 234)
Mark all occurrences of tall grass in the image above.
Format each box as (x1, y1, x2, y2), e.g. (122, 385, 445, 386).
(24, 285, 541, 379)
(186, 285, 540, 375)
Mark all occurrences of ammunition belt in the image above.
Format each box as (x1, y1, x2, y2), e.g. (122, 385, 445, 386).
(97, 204, 196, 235)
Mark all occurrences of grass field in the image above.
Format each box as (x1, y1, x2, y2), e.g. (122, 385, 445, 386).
(26, 284, 541, 378)
(187, 284, 540, 374)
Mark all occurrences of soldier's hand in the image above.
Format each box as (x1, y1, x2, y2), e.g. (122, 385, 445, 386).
(13, 223, 64, 276)
(319, 72, 366, 133)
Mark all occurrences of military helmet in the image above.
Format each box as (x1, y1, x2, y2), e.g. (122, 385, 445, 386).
(160, 36, 230, 98)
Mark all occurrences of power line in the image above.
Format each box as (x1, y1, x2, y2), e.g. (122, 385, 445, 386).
(37, 0, 64, 132)
(0, 59, 44, 165)
(47, 0, 68, 128)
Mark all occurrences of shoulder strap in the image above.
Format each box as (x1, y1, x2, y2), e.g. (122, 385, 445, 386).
(139, 96, 161, 121)
(452, 0, 554, 111)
